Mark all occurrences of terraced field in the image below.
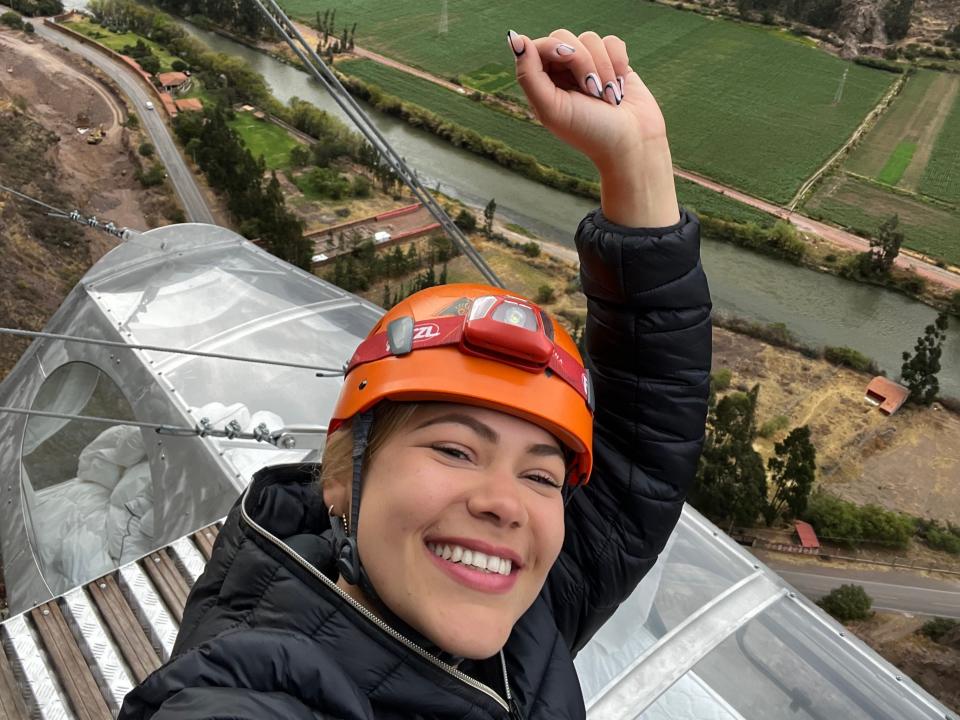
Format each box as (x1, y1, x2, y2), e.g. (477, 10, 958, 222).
(808, 69, 960, 265)
(339, 59, 775, 226)
(291, 1, 893, 204)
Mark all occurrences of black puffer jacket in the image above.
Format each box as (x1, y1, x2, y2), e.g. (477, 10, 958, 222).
(119, 208, 712, 719)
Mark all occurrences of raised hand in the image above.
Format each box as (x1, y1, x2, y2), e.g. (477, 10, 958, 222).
(508, 29, 680, 227)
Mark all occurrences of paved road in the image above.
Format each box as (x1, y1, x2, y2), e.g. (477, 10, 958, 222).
(31, 19, 216, 224)
(757, 553, 960, 619)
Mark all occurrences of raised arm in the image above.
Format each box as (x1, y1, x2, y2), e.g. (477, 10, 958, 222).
(510, 29, 712, 653)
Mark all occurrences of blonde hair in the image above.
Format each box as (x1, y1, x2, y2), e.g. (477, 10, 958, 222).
(318, 401, 424, 491)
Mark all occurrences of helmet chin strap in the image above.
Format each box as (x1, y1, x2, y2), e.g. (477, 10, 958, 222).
(331, 409, 463, 665)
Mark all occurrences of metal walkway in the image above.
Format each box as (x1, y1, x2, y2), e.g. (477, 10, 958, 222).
(0, 525, 220, 719)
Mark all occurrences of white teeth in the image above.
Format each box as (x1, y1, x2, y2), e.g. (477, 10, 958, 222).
(427, 542, 515, 574)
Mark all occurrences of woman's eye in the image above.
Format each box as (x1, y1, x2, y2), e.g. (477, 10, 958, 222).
(527, 473, 562, 490)
(432, 445, 470, 461)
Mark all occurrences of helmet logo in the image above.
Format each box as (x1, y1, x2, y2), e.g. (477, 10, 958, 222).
(412, 322, 441, 343)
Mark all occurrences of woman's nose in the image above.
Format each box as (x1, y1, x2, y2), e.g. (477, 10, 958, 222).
(465, 468, 528, 528)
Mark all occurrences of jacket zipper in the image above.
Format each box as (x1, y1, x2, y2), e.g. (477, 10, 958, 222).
(239, 488, 514, 715)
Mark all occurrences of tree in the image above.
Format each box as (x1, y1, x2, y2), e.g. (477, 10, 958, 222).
(868, 214, 902, 274)
(483, 198, 496, 236)
(900, 312, 949, 405)
(764, 425, 816, 525)
(883, 0, 914, 41)
(690, 385, 768, 527)
(454, 208, 477, 232)
(818, 584, 872, 622)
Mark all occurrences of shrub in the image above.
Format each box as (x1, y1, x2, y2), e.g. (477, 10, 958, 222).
(853, 56, 906, 73)
(758, 414, 789, 438)
(818, 584, 872, 622)
(521, 241, 541, 258)
(535, 285, 556, 304)
(350, 174, 372, 198)
(920, 617, 959, 643)
(138, 141, 155, 157)
(1, 10, 23, 28)
(125, 113, 139, 129)
(711, 367, 732, 392)
(136, 163, 166, 187)
(805, 492, 914, 549)
(288, 144, 311, 167)
(23, 21, 33, 32)
(916, 518, 960, 555)
(454, 209, 477, 232)
(949, 290, 960, 317)
(824, 253, 838, 263)
(824, 346, 878, 374)
(171, 59, 188, 72)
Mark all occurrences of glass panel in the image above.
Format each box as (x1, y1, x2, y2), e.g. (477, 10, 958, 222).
(576, 510, 755, 703)
(21, 363, 155, 596)
(683, 597, 945, 720)
(165, 305, 380, 428)
(92, 246, 343, 352)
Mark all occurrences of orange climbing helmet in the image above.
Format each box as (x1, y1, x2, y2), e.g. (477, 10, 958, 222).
(329, 283, 594, 484)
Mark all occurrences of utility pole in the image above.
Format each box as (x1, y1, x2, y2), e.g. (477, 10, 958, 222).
(832, 67, 848, 106)
(438, 0, 448, 35)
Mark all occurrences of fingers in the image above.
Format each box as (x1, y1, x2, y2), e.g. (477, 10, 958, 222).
(602, 35, 629, 100)
(508, 30, 559, 120)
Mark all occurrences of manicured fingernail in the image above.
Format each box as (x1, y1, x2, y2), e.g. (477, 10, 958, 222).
(604, 81, 622, 106)
(617, 75, 625, 96)
(555, 43, 576, 56)
(585, 73, 602, 98)
(507, 30, 524, 56)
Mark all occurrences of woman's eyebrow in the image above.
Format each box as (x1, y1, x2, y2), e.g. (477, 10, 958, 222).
(527, 443, 565, 460)
(414, 413, 498, 443)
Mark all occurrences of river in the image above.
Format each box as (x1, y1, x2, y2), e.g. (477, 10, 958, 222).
(71, 9, 960, 396)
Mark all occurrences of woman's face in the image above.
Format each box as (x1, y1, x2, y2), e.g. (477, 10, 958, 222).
(331, 403, 568, 659)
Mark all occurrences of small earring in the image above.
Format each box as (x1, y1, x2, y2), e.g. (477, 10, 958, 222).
(329, 504, 349, 534)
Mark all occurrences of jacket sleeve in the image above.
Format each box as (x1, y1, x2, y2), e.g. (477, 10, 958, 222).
(151, 687, 329, 719)
(544, 207, 712, 656)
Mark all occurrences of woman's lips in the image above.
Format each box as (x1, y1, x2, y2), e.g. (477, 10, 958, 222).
(424, 544, 520, 594)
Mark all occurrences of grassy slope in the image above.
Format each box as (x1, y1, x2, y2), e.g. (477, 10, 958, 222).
(339, 59, 774, 225)
(918, 89, 960, 205)
(228, 112, 300, 170)
(289, 0, 893, 204)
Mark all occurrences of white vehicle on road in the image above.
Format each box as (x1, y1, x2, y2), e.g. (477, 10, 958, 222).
(145, 100, 155, 110)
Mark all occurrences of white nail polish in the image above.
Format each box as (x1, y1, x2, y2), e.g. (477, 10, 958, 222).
(555, 43, 576, 56)
(585, 73, 602, 98)
(604, 81, 622, 106)
(507, 30, 524, 57)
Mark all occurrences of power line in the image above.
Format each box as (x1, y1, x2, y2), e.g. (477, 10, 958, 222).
(0, 327, 346, 376)
(0, 182, 134, 239)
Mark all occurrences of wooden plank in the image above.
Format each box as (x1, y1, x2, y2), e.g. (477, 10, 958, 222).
(30, 602, 111, 720)
(191, 524, 219, 561)
(88, 575, 160, 683)
(0, 644, 30, 720)
(142, 550, 190, 623)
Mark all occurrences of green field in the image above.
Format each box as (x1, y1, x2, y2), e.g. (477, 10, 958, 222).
(805, 175, 960, 266)
(228, 112, 301, 170)
(66, 17, 181, 72)
(876, 141, 917, 186)
(289, 1, 893, 204)
(918, 88, 960, 205)
(339, 59, 774, 225)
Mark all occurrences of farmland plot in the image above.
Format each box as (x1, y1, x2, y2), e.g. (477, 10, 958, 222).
(339, 59, 775, 226)
(292, 1, 893, 203)
(918, 86, 960, 205)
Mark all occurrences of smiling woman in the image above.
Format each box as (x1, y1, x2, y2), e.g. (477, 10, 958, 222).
(118, 28, 712, 720)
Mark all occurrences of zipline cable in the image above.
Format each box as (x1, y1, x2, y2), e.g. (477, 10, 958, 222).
(0, 182, 134, 238)
(0, 328, 346, 376)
